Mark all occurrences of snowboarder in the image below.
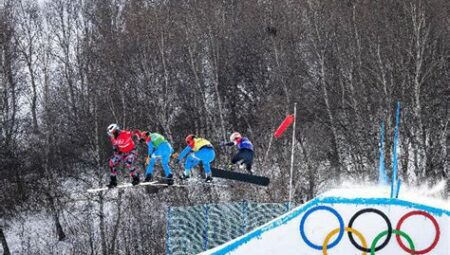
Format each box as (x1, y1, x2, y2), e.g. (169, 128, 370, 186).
(106, 124, 141, 188)
(177, 134, 215, 183)
(222, 132, 254, 174)
(139, 131, 174, 185)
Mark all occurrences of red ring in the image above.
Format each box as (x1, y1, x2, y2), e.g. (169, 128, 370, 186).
(395, 210, 440, 254)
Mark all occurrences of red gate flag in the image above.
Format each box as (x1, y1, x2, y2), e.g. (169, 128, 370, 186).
(274, 115, 295, 138)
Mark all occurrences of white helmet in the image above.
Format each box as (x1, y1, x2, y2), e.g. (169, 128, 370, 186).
(107, 123, 120, 136)
(229, 132, 242, 142)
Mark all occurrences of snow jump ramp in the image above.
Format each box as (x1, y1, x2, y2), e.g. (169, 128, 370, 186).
(200, 196, 449, 255)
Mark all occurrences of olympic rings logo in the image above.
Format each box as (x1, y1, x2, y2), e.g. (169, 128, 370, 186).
(299, 205, 441, 255)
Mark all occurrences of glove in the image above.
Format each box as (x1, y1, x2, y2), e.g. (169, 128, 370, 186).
(221, 141, 234, 147)
(145, 156, 150, 166)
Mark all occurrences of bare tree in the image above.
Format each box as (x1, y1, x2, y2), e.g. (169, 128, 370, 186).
(15, 0, 43, 134)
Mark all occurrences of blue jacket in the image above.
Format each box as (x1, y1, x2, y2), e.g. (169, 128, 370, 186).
(237, 137, 253, 151)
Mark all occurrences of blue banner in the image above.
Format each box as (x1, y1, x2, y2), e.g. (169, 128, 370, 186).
(390, 102, 401, 198)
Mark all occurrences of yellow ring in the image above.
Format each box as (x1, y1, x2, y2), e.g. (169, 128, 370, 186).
(323, 227, 368, 255)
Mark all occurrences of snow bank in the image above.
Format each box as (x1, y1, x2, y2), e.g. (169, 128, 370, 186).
(201, 182, 449, 255)
(320, 180, 449, 209)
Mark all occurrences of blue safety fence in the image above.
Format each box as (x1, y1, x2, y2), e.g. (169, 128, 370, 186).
(166, 201, 290, 255)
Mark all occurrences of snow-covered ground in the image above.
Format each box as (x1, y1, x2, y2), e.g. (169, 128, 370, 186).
(319, 180, 449, 209)
(4, 211, 72, 255)
(2, 177, 448, 255)
(201, 181, 449, 255)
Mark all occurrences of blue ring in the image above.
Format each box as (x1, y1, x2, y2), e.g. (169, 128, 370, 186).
(299, 205, 345, 250)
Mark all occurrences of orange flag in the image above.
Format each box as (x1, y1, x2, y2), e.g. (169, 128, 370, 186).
(274, 115, 295, 138)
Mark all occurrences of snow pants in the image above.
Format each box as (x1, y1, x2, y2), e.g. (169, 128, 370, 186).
(145, 141, 173, 177)
(185, 147, 215, 175)
(231, 149, 254, 171)
(109, 149, 138, 177)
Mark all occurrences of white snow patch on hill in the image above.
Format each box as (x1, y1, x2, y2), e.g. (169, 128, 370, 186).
(320, 180, 449, 209)
(201, 181, 449, 255)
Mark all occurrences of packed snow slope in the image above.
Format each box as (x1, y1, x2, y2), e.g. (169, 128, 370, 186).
(200, 184, 449, 255)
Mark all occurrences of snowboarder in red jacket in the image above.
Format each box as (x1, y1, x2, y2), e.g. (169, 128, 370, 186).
(106, 123, 140, 188)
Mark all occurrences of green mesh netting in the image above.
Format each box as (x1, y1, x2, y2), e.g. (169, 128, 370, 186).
(166, 201, 289, 255)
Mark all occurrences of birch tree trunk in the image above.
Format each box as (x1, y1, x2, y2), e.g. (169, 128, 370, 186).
(306, 0, 342, 183)
(271, 34, 290, 113)
(108, 192, 123, 254)
(320, 66, 342, 183)
(15, 0, 42, 134)
(184, 22, 214, 134)
(99, 193, 107, 255)
(410, 2, 427, 179)
(212, 44, 227, 142)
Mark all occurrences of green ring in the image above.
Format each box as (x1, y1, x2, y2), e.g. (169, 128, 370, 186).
(371, 229, 415, 255)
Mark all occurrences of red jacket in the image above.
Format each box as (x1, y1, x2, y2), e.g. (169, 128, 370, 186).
(110, 130, 136, 153)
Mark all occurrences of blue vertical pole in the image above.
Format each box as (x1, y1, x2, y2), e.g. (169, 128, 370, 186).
(166, 207, 172, 255)
(378, 122, 388, 185)
(203, 204, 209, 251)
(241, 200, 247, 235)
(390, 102, 401, 198)
(395, 179, 401, 198)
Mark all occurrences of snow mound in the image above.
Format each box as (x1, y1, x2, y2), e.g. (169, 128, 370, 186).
(320, 180, 449, 210)
(201, 182, 449, 255)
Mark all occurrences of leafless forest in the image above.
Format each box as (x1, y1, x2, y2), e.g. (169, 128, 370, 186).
(0, 0, 448, 254)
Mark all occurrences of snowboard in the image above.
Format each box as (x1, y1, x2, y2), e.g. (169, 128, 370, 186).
(211, 167, 270, 186)
(87, 180, 186, 193)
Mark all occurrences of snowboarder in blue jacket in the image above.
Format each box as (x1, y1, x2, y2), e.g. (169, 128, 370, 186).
(223, 132, 254, 174)
(139, 131, 174, 185)
(177, 134, 215, 183)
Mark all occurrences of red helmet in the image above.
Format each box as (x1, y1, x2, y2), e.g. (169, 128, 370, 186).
(185, 134, 195, 144)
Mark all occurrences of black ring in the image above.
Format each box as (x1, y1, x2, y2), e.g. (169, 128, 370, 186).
(348, 208, 392, 252)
